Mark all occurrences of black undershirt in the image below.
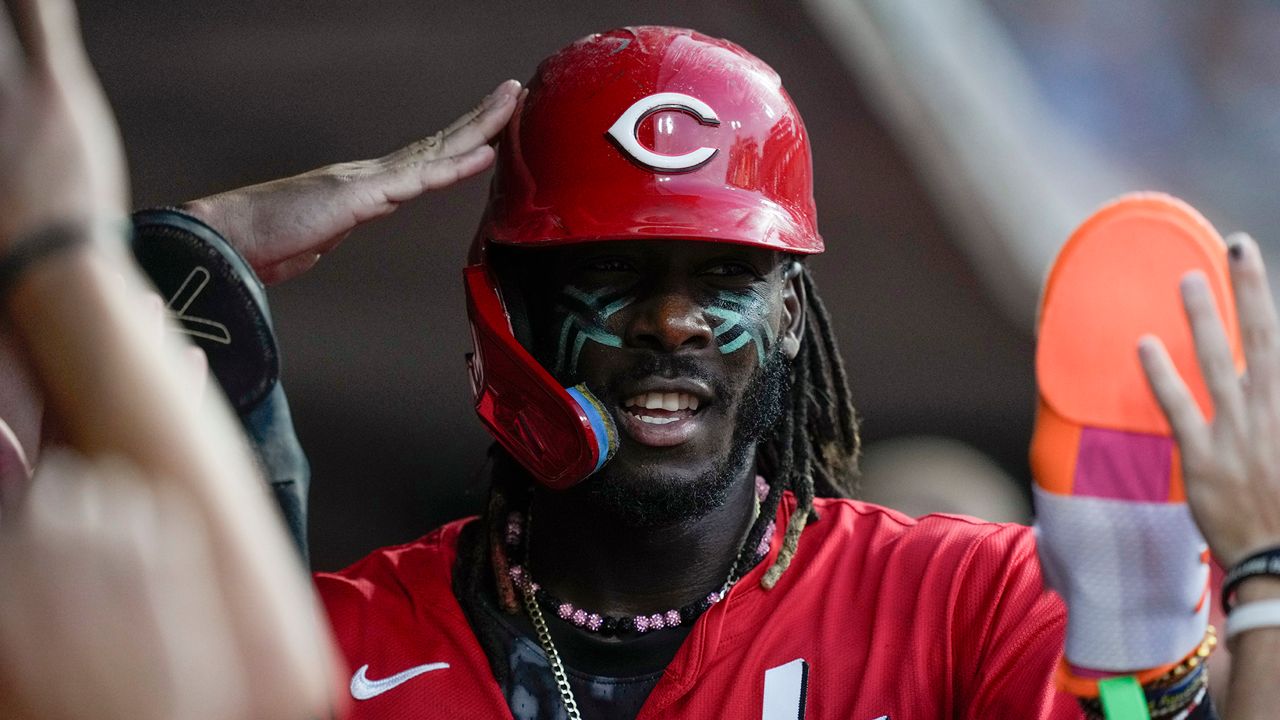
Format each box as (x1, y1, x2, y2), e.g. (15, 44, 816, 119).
(453, 520, 689, 720)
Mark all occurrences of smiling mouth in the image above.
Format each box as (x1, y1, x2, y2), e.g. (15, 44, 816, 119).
(617, 391, 707, 447)
(623, 391, 701, 423)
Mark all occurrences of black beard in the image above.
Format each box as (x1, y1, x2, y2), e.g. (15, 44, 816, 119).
(569, 348, 792, 528)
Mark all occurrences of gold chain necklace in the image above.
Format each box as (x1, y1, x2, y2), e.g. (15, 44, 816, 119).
(521, 583, 585, 720)
(518, 497, 763, 719)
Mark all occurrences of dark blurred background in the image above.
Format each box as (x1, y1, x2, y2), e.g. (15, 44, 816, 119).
(74, 0, 1279, 571)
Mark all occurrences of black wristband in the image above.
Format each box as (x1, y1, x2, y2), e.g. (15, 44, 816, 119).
(1221, 545, 1280, 613)
(130, 207, 278, 411)
(0, 224, 93, 304)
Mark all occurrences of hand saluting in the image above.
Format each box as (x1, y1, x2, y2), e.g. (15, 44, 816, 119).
(182, 79, 522, 284)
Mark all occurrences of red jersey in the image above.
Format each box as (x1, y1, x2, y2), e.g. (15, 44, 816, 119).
(315, 494, 1083, 718)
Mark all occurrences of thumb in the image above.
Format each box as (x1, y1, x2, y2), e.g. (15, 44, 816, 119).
(256, 253, 321, 286)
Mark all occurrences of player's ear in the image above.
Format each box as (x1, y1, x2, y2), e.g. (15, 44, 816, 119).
(779, 259, 805, 361)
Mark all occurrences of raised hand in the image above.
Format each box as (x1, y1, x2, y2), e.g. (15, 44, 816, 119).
(182, 79, 521, 284)
(0, 454, 249, 720)
(0, 0, 127, 515)
(1139, 233, 1280, 571)
(0, 0, 128, 247)
(0, 2, 341, 718)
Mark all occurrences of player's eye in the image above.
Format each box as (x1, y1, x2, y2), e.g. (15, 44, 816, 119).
(588, 256, 629, 270)
(702, 261, 758, 278)
(588, 258, 635, 273)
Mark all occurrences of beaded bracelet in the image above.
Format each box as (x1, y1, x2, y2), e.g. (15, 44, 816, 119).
(1149, 625, 1216, 687)
(1148, 670, 1209, 719)
(1057, 625, 1217, 699)
(0, 224, 93, 305)
(1079, 661, 1208, 720)
(1221, 545, 1280, 613)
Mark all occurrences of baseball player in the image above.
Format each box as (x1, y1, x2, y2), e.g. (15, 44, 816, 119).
(7, 13, 1280, 719)
(171, 28, 1236, 718)
(315, 28, 1081, 719)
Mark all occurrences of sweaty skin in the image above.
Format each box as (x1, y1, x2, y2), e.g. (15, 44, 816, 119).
(552, 285, 633, 376)
(521, 241, 798, 509)
(490, 239, 805, 669)
(551, 283, 775, 375)
(707, 288, 776, 365)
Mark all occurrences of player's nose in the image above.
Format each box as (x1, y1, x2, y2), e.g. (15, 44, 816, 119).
(624, 289, 713, 354)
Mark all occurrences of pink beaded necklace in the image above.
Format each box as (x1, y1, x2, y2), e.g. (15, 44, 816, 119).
(504, 477, 775, 636)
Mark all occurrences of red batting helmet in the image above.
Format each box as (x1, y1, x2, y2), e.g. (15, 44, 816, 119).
(465, 26, 823, 490)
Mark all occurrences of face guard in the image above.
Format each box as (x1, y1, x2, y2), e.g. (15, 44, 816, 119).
(465, 26, 823, 490)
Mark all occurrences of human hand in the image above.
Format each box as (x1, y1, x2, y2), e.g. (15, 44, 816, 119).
(0, 329, 38, 507)
(182, 79, 521, 284)
(1140, 233, 1280, 570)
(0, 279, 209, 522)
(0, 453, 249, 720)
(0, 417, 30, 514)
(0, 0, 128, 249)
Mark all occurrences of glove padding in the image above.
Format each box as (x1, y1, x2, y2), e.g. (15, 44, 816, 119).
(131, 209, 310, 562)
(1031, 193, 1237, 680)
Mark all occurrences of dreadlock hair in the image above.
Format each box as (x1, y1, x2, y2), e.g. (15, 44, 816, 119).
(486, 263, 860, 612)
(748, 264, 860, 587)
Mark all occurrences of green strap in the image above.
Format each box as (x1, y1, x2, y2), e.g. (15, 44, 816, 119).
(1098, 676, 1150, 720)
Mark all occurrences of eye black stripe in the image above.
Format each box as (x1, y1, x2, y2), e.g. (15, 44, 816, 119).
(557, 288, 631, 322)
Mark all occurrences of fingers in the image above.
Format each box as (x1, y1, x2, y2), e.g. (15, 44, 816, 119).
(0, 455, 247, 720)
(1139, 334, 1208, 456)
(3, 0, 46, 68)
(0, 1, 24, 93)
(369, 80, 517, 202)
(1226, 233, 1280, 400)
(1181, 270, 1246, 428)
(427, 142, 497, 187)
(0, 417, 30, 513)
(378, 143, 495, 205)
(218, 80, 519, 274)
(441, 78, 521, 137)
(5, 0, 83, 77)
(183, 346, 208, 401)
(384, 79, 519, 167)
(147, 478, 247, 720)
(437, 78, 521, 152)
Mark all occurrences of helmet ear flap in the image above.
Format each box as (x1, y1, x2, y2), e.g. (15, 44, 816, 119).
(496, 267, 535, 351)
(464, 264, 614, 490)
(485, 244, 539, 352)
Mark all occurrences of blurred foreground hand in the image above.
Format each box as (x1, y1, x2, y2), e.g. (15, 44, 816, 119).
(0, 453, 250, 720)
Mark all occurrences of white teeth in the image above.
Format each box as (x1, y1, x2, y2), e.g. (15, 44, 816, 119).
(639, 416, 678, 425)
(624, 391, 703, 411)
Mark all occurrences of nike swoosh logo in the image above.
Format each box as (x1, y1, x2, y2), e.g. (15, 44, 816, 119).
(349, 662, 450, 700)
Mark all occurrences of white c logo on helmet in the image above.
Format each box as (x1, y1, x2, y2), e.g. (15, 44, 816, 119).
(606, 92, 720, 172)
